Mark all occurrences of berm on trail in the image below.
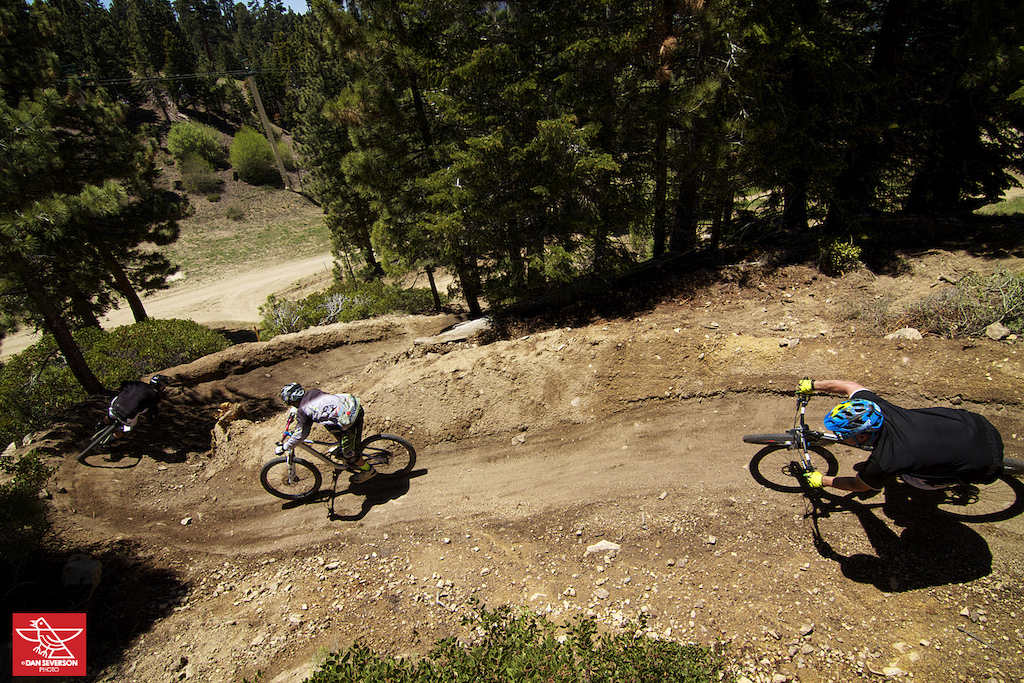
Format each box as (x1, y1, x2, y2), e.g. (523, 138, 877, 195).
(13, 252, 1024, 683)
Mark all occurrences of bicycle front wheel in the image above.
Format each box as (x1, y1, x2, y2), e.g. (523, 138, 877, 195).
(76, 423, 117, 463)
(749, 444, 838, 493)
(743, 433, 794, 447)
(260, 456, 322, 501)
(361, 434, 416, 478)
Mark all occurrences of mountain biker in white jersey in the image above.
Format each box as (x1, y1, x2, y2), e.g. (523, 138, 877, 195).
(277, 382, 376, 483)
(799, 379, 1003, 493)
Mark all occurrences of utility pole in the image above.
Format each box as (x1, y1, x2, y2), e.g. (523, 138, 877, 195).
(243, 60, 292, 191)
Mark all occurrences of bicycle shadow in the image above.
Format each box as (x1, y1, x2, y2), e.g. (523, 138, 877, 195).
(76, 450, 144, 469)
(277, 469, 428, 521)
(805, 486, 992, 592)
(328, 469, 428, 521)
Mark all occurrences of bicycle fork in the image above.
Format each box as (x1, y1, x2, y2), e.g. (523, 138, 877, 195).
(281, 451, 305, 485)
(790, 395, 819, 491)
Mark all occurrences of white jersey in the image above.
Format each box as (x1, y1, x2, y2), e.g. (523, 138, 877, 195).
(282, 388, 361, 450)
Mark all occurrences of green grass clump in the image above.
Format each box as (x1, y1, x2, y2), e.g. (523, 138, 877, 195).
(974, 195, 1024, 216)
(180, 152, 222, 194)
(0, 319, 230, 449)
(897, 270, 1024, 338)
(259, 280, 443, 339)
(306, 605, 725, 683)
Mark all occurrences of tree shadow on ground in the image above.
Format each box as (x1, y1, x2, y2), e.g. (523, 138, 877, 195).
(69, 386, 227, 467)
(0, 539, 187, 683)
(807, 485, 992, 593)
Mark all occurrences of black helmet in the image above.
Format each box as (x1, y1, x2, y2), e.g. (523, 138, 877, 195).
(281, 382, 305, 404)
(149, 374, 171, 389)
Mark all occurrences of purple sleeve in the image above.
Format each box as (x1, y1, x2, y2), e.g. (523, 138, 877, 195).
(282, 410, 312, 450)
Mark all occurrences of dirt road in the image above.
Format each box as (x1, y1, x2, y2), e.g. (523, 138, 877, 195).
(0, 252, 334, 359)
(17, 250, 1024, 683)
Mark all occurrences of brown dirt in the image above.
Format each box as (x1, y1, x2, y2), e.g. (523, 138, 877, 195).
(13, 247, 1024, 683)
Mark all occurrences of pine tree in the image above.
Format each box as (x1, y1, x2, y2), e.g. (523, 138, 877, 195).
(1, 0, 181, 393)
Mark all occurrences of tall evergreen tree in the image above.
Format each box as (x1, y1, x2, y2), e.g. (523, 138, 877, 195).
(1, 0, 181, 393)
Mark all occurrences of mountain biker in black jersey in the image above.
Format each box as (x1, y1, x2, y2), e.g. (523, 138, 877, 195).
(277, 382, 376, 483)
(94, 375, 172, 447)
(799, 379, 1004, 493)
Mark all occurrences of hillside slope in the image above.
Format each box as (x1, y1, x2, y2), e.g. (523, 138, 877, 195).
(17, 249, 1024, 683)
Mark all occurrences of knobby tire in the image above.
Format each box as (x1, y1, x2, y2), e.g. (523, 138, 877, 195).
(260, 456, 322, 501)
(1003, 457, 1024, 477)
(361, 434, 416, 478)
(743, 433, 795, 447)
(933, 474, 1024, 523)
(748, 444, 839, 494)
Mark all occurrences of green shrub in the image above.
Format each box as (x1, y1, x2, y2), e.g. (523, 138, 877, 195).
(207, 194, 221, 202)
(225, 204, 244, 220)
(258, 281, 443, 339)
(277, 139, 298, 171)
(819, 238, 861, 276)
(229, 125, 279, 186)
(0, 319, 230, 449)
(167, 121, 223, 166)
(180, 152, 221, 194)
(306, 605, 724, 683)
(0, 451, 54, 575)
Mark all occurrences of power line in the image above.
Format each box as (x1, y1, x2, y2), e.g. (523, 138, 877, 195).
(62, 68, 298, 87)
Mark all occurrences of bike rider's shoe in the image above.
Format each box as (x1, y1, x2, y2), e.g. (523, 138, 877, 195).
(350, 466, 377, 484)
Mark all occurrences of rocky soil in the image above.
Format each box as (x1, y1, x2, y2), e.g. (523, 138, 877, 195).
(10, 246, 1024, 683)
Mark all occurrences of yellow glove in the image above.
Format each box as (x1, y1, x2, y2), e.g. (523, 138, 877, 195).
(797, 378, 814, 395)
(804, 470, 824, 488)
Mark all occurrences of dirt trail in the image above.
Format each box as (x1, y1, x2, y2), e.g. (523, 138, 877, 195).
(15, 250, 1024, 683)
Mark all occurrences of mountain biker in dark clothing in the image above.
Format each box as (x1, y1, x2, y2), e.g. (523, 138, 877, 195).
(799, 379, 1004, 493)
(277, 382, 376, 483)
(96, 375, 172, 444)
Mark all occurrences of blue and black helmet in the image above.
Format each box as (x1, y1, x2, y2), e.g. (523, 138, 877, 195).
(824, 399, 884, 439)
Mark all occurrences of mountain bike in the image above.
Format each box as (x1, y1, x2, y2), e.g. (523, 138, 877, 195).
(76, 376, 173, 465)
(744, 384, 1024, 522)
(75, 422, 120, 463)
(743, 389, 843, 493)
(260, 412, 416, 502)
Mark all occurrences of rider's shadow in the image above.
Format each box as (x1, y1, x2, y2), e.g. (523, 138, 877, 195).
(326, 469, 427, 521)
(813, 487, 991, 592)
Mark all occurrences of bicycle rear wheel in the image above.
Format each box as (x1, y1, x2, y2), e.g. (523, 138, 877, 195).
(749, 444, 838, 493)
(260, 456, 322, 501)
(76, 423, 117, 463)
(361, 434, 416, 478)
(1002, 457, 1024, 477)
(933, 475, 1024, 523)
